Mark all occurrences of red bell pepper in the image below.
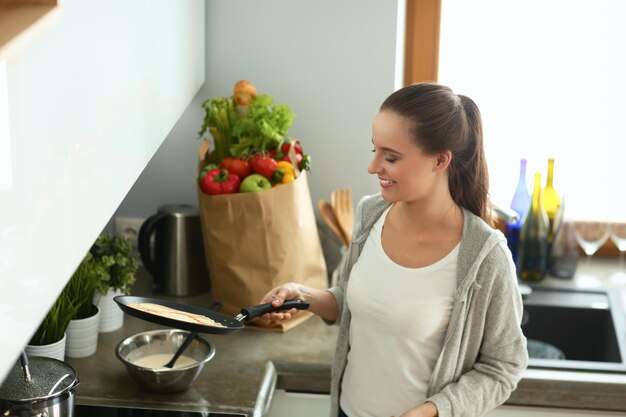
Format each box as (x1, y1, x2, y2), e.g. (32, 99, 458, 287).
(200, 168, 240, 195)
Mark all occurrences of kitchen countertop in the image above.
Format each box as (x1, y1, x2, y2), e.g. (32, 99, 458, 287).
(66, 268, 338, 416)
(66, 259, 626, 415)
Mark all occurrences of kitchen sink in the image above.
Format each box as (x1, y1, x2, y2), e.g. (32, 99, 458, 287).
(522, 286, 626, 372)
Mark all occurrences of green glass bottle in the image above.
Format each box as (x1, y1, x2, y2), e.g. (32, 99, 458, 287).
(518, 173, 549, 281)
(542, 158, 561, 244)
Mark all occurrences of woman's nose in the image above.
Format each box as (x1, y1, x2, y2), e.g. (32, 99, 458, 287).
(367, 157, 380, 175)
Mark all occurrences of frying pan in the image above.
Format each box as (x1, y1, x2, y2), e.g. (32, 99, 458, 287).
(113, 295, 309, 335)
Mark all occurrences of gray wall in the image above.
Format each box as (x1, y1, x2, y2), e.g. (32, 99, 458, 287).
(110, 0, 401, 225)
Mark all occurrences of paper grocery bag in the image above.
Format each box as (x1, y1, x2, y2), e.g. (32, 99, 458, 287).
(197, 167, 328, 332)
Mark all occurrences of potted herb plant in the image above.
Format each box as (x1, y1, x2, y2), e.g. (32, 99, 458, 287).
(25, 291, 77, 361)
(64, 252, 102, 358)
(91, 233, 138, 332)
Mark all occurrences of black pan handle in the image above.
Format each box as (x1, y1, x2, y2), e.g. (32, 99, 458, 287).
(239, 299, 310, 321)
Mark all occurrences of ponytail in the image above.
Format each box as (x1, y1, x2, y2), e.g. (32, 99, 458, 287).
(453, 95, 492, 225)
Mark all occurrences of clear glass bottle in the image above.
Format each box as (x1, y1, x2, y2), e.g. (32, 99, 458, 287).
(549, 215, 580, 279)
(542, 158, 561, 245)
(506, 159, 531, 264)
(517, 173, 550, 281)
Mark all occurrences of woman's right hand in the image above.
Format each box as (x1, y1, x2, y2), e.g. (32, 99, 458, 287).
(259, 282, 340, 322)
(259, 282, 308, 321)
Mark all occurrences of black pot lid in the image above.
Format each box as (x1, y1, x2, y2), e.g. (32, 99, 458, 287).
(0, 357, 78, 403)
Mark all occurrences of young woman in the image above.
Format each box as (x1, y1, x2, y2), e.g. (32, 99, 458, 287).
(260, 83, 528, 417)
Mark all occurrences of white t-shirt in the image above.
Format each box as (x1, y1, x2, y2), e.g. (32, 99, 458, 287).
(340, 206, 458, 417)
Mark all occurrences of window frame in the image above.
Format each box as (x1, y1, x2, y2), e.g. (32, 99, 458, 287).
(0, 0, 58, 57)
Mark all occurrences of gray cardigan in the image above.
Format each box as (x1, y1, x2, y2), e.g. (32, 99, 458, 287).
(327, 194, 528, 417)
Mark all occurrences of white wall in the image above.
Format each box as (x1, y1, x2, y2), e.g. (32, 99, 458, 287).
(112, 0, 403, 221)
(0, 0, 204, 381)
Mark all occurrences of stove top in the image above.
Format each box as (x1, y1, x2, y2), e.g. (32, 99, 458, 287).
(74, 404, 246, 417)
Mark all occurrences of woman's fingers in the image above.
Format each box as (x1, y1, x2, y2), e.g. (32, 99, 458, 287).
(260, 285, 289, 305)
(273, 286, 295, 305)
(259, 284, 302, 321)
(261, 307, 298, 321)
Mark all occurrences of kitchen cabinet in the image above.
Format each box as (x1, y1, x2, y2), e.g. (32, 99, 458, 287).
(267, 390, 330, 417)
(486, 405, 624, 416)
(267, 394, 624, 417)
(146, 1, 204, 156)
(0, 0, 204, 382)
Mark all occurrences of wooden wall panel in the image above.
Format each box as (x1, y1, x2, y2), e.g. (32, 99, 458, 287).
(404, 0, 442, 85)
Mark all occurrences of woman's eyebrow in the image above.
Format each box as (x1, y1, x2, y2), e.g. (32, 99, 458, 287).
(372, 139, 402, 155)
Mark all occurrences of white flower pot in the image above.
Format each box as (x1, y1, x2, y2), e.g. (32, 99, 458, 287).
(94, 288, 124, 332)
(65, 306, 100, 358)
(25, 333, 67, 361)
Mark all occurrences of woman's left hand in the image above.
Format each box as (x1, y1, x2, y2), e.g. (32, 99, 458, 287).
(392, 401, 438, 417)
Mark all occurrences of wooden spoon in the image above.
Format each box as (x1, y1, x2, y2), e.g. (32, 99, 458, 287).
(317, 199, 349, 246)
(331, 188, 354, 245)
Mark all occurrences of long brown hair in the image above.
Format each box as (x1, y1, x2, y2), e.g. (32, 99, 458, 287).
(380, 82, 492, 224)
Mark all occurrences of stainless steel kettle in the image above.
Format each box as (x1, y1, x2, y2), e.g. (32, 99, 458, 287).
(138, 204, 209, 297)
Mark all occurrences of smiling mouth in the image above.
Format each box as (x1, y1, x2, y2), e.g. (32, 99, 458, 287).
(379, 178, 395, 186)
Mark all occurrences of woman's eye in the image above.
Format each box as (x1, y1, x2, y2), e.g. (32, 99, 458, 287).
(372, 148, 398, 163)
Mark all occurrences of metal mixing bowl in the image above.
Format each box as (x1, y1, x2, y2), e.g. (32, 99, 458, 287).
(115, 329, 215, 393)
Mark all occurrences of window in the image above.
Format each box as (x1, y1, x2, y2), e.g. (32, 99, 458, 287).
(438, 0, 626, 221)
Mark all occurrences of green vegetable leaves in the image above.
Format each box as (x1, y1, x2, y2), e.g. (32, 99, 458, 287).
(199, 97, 238, 162)
(230, 95, 295, 157)
(199, 93, 296, 162)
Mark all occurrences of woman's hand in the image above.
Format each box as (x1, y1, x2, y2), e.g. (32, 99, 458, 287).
(393, 402, 438, 417)
(259, 283, 308, 321)
(259, 282, 340, 322)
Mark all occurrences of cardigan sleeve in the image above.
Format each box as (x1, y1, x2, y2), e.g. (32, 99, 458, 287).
(426, 242, 529, 417)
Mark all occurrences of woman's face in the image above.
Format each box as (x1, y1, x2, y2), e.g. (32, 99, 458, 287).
(368, 110, 442, 203)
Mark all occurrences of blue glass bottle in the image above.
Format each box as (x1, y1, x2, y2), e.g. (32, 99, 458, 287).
(506, 158, 531, 263)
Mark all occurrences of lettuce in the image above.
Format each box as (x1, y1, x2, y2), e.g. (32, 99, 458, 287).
(230, 94, 295, 158)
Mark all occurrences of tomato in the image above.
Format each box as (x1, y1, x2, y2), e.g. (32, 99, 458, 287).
(219, 157, 251, 179)
(249, 154, 278, 179)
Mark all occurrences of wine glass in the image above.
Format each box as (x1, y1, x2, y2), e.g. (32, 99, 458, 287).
(573, 221, 610, 284)
(610, 222, 626, 284)
(610, 222, 626, 258)
(573, 221, 610, 256)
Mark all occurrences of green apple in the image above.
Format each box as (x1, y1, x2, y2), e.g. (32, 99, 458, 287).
(239, 174, 272, 193)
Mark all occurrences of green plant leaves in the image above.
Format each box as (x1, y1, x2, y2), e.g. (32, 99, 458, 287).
(90, 234, 138, 295)
(30, 234, 139, 346)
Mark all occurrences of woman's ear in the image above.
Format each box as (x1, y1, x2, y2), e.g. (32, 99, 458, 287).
(434, 150, 452, 171)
